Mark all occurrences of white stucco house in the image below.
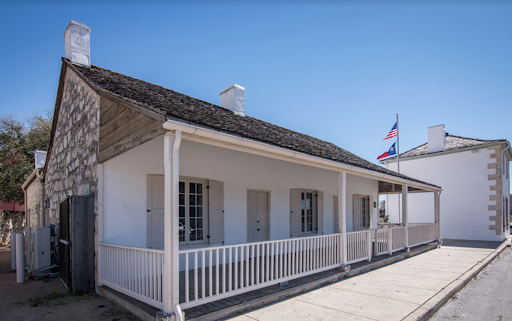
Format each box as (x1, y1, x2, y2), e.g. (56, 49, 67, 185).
(36, 21, 443, 319)
(381, 124, 511, 242)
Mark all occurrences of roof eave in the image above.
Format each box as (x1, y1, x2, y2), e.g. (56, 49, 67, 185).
(380, 141, 509, 164)
(163, 120, 441, 192)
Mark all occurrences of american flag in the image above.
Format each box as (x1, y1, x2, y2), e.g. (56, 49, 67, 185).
(383, 122, 397, 140)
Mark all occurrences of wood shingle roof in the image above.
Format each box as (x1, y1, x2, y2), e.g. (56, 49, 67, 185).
(385, 134, 506, 161)
(68, 60, 438, 188)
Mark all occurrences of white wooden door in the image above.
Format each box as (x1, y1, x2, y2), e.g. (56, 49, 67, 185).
(247, 191, 269, 242)
(147, 175, 165, 249)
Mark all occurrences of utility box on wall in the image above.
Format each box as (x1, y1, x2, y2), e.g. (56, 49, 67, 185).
(59, 196, 95, 295)
(27, 227, 51, 271)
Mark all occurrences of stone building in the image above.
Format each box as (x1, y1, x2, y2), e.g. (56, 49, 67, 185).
(27, 21, 445, 318)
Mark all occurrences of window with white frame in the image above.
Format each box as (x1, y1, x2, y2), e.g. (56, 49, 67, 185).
(290, 189, 324, 237)
(301, 191, 315, 233)
(179, 178, 208, 244)
(353, 194, 372, 230)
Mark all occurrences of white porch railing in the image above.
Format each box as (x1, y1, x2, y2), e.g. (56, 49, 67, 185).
(408, 222, 433, 226)
(98, 243, 164, 309)
(98, 227, 436, 310)
(178, 233, 355, 309)
(374, 226, 406, 256)
(373, 224, 438, 257)
(346, 230, 372, 264)
(391, 227, 406, 251)
(374, 228, 390, 256)
(408, 223, 438, 247)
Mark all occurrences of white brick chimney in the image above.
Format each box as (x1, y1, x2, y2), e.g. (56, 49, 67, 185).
(64, 20, 91, 67)
(34, 150, 47, 169)
(220, 84, 245, 116)
(428, 124, 446, 154)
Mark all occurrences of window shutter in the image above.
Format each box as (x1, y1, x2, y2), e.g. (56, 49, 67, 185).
(368, 195, 373, 229)
(290, 189, 301, 237)
(353, 194, 360, 230)
(316, 191, 324, 235)
(333, 195, 339, 233)
(208, 180, 224, 244)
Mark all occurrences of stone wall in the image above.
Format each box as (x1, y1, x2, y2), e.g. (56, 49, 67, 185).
(488, 145, 503, 235)
(0, 211, 25, 245)
(25, 172, 44, 227)
(44, 67, 100, 229)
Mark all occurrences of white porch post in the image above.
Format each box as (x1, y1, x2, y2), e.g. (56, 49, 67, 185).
(97, 163, 104, 287)
(338, 172, 347, 265)
(402, 185, 409, 249)
(434, 191, 441, 242)
(163, 131, 181, 316)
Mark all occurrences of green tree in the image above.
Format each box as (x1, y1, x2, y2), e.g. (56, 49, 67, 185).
(0, 110, 52, 204)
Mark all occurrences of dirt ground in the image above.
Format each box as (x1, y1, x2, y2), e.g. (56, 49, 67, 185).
(0, 245, 139, 321)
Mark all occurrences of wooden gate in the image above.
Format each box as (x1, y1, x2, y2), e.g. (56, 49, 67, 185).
(58, 198, 71, 289)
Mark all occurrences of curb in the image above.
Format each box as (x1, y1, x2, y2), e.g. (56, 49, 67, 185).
(403, 238, 512, 321)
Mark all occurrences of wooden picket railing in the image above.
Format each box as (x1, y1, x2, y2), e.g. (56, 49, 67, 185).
(346, 230, 372, 264)
(98, 226, 436, 310)
(373, 224, 437, 257)
(98, 243, 164, 309)
(391, 227, 406, 251)
(408, 223, 438, 247)
(374, 228, 390, 256)
(178, 233, 351, 309)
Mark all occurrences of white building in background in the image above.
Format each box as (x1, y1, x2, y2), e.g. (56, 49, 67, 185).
(381, 125, 511, 242)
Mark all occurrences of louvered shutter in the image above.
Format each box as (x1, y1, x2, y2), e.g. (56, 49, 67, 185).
(208, 180, 224, 244)
(290, 189, 301, 237)
(316, 191, 324, 235)
(368, 195, 374, 229)
(353, 194, 361, 230)
(333, 195, 339, 233)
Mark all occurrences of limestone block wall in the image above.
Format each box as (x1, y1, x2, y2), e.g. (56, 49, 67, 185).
(25, 174, 44, 227)
(487, 145, 510, 236)
(44, 67, 100, 227)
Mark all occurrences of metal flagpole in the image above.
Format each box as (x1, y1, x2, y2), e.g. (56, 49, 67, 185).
(396, 113, 399, 173)
(396, 114, 401, 223)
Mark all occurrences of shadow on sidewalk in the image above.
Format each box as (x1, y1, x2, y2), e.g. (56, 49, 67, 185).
(442, 239, 502, 250)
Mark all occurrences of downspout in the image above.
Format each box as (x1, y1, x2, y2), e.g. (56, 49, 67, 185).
(437, 190, 443, 246)
(35, 169, 45, 227)
(162, 130, 183, 321)
(22, 184, 28, 230)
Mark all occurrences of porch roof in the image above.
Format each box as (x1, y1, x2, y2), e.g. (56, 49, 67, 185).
(66, 59, 439, 190)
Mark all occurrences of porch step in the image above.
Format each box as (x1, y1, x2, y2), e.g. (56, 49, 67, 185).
(98, 284, 160, 321)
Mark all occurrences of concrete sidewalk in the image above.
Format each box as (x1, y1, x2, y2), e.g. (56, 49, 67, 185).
(224, 238, 511, 321)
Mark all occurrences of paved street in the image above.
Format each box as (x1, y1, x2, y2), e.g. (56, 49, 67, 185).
(224, 239, 508, 321)
(429, 246, 512, 321)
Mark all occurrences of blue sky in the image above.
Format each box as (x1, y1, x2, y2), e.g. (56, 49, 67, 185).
(1, 2, 511, 170)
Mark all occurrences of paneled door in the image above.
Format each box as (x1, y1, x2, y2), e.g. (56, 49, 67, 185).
(147, 175, 165, 249)
(247, 191, 270, 242)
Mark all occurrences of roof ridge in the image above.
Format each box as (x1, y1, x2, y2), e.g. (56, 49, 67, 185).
(381, 132, 508, 163)
(69, 60, 439, 188)
(446, 133, 506, 142)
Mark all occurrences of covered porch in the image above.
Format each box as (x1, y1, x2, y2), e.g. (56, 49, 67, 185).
(96, 121, 442, 318)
